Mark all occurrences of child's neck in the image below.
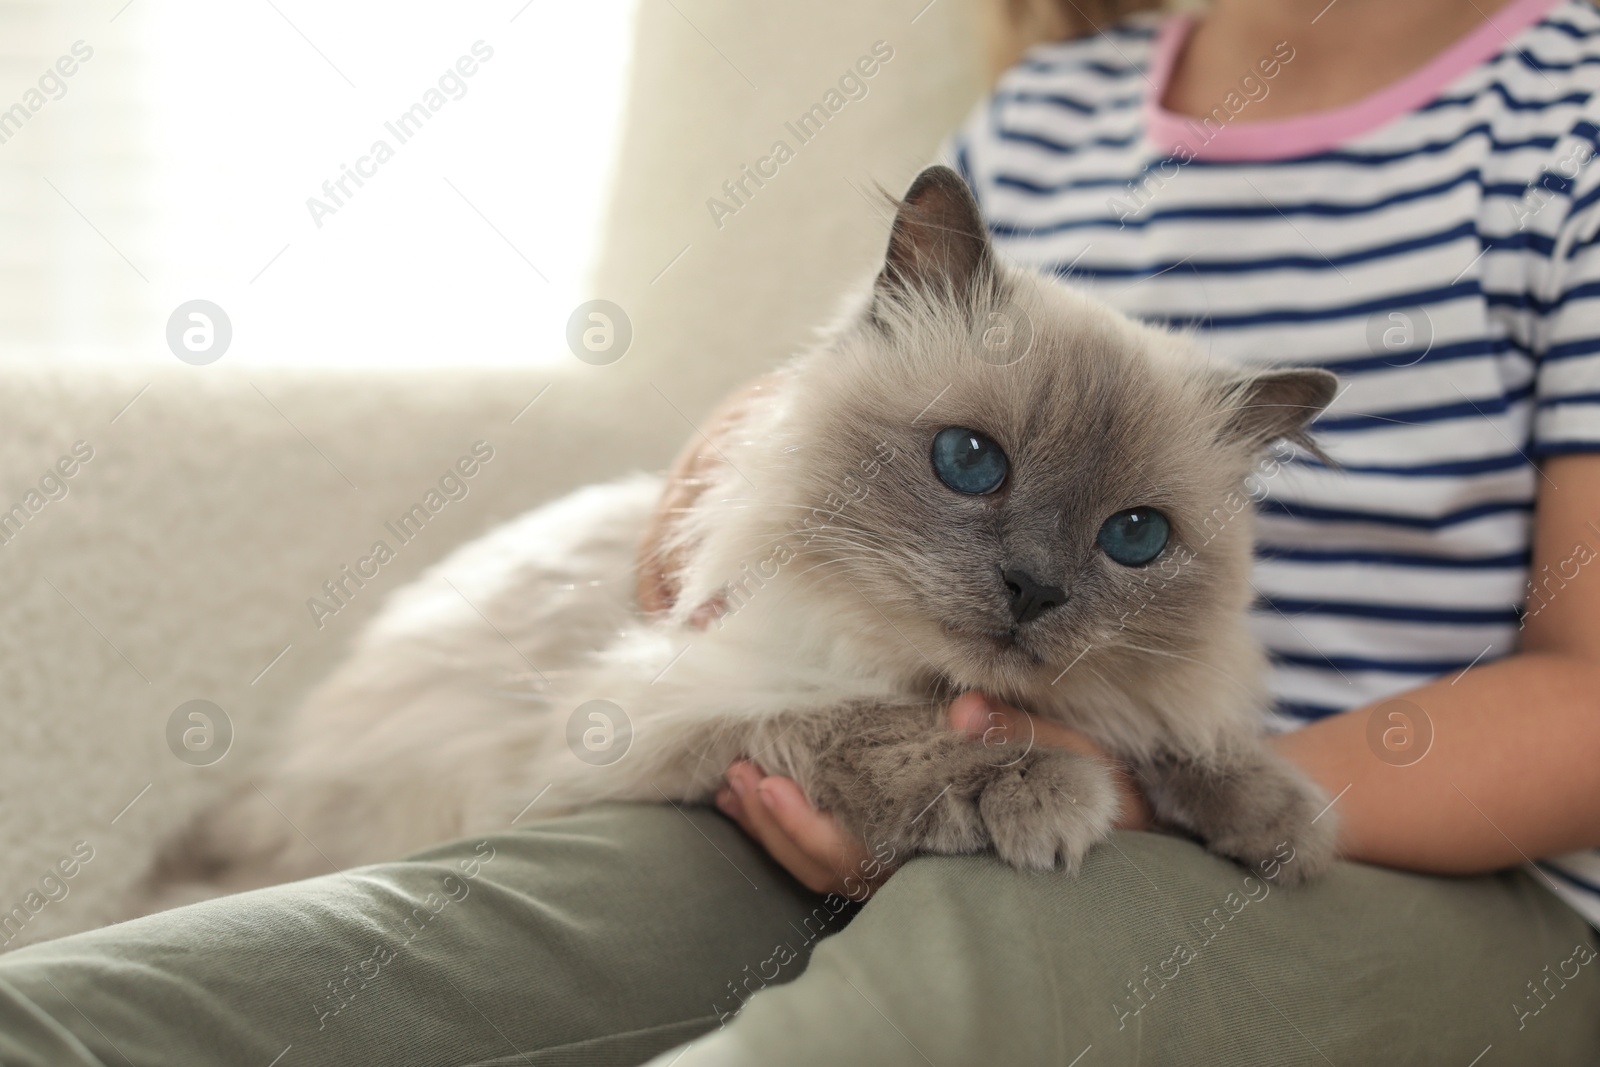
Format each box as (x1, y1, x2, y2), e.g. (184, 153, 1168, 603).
(1164, 0, 1524, 122)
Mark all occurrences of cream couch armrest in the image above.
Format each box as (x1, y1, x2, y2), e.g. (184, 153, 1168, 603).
(0, 364, 676, 947)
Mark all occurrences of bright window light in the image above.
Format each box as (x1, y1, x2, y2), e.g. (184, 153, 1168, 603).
(9, 0, 638, 366)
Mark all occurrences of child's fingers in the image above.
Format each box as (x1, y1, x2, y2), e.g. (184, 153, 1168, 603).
(755, 776, 880, 893)
(948, 691, 1041, 757)
(724, 763, 841, 893)
(948, 690, 1001, 735)
(948, 692, 1109, 756)
(945, 695, 1154, 831)
(636, 375, 780, 615)
(714, 786, 755, 836)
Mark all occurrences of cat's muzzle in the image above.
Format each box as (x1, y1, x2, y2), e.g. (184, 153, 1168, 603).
(1001, 567, 1067, 624)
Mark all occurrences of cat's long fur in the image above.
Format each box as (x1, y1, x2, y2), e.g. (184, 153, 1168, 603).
(145, 167, 1339, 907)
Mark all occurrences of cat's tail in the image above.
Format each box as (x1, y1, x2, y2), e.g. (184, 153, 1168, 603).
(124, 822, 235, 919)
(125, 780, 325, 919)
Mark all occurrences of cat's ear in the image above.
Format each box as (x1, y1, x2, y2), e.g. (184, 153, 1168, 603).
(1221, 368, 1339, 461)
(873, 165, 994, 309)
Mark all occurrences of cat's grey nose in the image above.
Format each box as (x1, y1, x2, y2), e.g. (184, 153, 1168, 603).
(1002, 568, 1065, 624)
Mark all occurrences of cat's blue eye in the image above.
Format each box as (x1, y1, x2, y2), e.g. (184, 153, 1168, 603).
(1097, 508, 1170, 566)
(930, 427, 1008, 495)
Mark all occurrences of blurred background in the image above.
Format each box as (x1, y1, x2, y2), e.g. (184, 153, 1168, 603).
(0, 0, 1014, 372)
(0, 0, 1104, 945)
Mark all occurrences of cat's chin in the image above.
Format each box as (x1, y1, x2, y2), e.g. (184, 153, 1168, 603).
(940, 621, 1050, 672)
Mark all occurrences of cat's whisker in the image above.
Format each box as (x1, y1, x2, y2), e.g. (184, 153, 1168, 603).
(799, 536, 895, 557)
(689, 529, 895, 573)
(797, 524, 895, 545)
(792, 545, 894, 567)
(1109, 640, 1198, 661)
(696, 516, 896, 554)
(789, 556, 881, 582)
(1110, 640, 1259, 697)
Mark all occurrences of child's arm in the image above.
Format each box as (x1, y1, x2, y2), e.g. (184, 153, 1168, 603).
(1274, 452, 1600, 874)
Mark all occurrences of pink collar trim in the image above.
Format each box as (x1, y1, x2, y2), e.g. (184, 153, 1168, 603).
(1143, 0, 1565, 161)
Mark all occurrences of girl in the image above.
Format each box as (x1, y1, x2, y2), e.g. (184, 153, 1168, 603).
(652, 0, 1600, 1061)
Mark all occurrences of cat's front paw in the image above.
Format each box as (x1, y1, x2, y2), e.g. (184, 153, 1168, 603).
(977, 749, 1119, 871)
(1203, 774, 1338, 886)
(1137, 745, 1340, 885)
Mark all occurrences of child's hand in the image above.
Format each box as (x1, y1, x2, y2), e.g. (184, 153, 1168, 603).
(714, 692, 1154, 899)
(636, 375, 778, 616)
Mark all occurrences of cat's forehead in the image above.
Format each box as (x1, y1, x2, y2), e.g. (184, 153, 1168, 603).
(838, 301, 1220, 458)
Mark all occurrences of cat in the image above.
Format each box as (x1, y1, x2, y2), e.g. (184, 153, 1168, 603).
(144, 165, 1340, 908)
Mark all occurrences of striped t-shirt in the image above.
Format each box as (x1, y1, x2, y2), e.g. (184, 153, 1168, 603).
(948, 0, 1600, 924)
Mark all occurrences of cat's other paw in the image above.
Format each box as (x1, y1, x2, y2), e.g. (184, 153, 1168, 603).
(977, 749, 1119, 871)
(1202, 772, 1339, 886)
(1141, 748, 1339, 885)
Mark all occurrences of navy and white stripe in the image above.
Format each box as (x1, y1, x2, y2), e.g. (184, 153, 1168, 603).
(950, 0, 1600, 925)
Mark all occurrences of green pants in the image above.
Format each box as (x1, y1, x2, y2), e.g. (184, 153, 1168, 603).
(0, 805, 1595, 1066)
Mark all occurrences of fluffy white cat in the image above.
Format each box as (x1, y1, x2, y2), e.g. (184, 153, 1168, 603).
(144, 166, 1339, 909)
